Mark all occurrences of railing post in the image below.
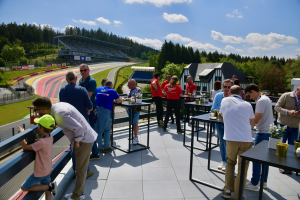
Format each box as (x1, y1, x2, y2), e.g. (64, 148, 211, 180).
(12, 128, 14, 136)
(23, 124, 25, 129)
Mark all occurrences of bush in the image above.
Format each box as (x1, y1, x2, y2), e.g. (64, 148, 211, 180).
(0, 58, 5, 67)
(141, 84, 152, 98)
(19, 57, 28, 65)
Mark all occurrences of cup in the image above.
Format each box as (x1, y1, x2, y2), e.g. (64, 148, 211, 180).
(195, 99, 199, 104)
(294, 140, 300, 152)
(218, 112, 223, 119)
(188, 93, 192, 97)
(210, 112, 215, 117)
(212, 110, 217, 117)
(276, 143, 289, 157)
(200, 98, 204, 104)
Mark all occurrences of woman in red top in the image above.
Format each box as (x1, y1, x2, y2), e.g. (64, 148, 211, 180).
(163, 76, 183, 133)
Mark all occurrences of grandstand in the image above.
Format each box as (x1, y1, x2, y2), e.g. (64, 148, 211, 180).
(54, 35, 130, 62)
(129, 67, 155, 83)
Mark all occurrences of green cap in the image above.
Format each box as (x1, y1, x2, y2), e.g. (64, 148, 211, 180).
(34, 114, 55, 129)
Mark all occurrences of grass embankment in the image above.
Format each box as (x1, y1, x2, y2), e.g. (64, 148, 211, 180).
(91, 66, 119, 87)
(0, 95, 40, 126)
(1, 67, 59, 85)
(114, 62, 149, 90)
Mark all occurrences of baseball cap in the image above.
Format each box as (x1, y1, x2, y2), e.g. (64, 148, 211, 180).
(34, 114, 55, 129)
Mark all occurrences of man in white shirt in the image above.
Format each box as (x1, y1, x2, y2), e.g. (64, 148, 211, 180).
(220, 85, 255, 200)
(244, 83, 274, 191)
(32, 97, 97, 200)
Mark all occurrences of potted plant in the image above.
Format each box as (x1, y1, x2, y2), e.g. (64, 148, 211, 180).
(136, 93, 143, 104)
(268, 124, 285, 149)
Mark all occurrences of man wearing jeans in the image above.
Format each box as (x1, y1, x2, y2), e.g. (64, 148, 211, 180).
(275, 86, 300, 174)
(245, 83, 274, 191)
(220, 85, 255, 200)
(211, 79, 233, 171)
(95, 81, 121, 152)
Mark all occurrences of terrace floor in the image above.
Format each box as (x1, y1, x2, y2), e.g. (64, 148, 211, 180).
(60, 122, 300, 200)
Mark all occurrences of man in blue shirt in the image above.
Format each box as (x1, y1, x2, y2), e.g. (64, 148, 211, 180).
(95, 81, 122, 152)
(59, 70, 94, 179)
(78, 64, 100, 159)
(211, 79, 233, 171)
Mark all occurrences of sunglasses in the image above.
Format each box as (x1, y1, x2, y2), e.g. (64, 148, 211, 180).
(167, 76, 171, 78)
(223, 86, 231, 89)
(80, 69, 88, 72)
(34, 108, 43, 112)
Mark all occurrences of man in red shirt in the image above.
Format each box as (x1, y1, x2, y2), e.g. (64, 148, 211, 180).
(161, 73, 174, 124)
(151, 72, 164, 127)
(185, 76, 197, 123)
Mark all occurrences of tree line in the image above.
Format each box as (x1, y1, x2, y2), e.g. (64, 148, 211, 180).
(0, 22, 158, 60)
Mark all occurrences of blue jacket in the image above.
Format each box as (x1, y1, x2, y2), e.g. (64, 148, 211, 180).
(211, 92, 225, 111)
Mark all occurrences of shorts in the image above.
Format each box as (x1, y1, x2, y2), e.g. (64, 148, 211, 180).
(126, 110, 140, 124)
(22, 174, 51, 189)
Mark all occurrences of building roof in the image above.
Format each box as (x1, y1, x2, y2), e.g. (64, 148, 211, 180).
(131, 67, 155, 71)
(54, 35, 130, 50)
(221, 62, 249, 83)
(195, 63, 222, 82)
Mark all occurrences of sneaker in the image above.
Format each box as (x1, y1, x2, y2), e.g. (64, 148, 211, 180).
(98, 148, 105, 153)
(64, 193, 85, 200)
(86, 170, 94, 178)
(49, 181, 57, 196)
(159, 120, 164, 127)
(245, 181, 259, 191)
(103, 147, 113, 153)
(221, 190, 231, 198)
(218, 161, 225, 170)
(279, 168, 292, 174)
(258, 181, 267, 189)
(222, 163, 226, 171)
(177, 129, 184, 134)
(89, 154, 100, 160)
(133, 138, 138, 145)
(163, 128, 167, 132)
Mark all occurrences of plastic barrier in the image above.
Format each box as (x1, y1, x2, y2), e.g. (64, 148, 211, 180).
(37, 71, 45, 74)
(30, 73, 38, 76)
(52, 68, 60, 71)
(22, 75, 31, 79)
(44, 69, 53, 72)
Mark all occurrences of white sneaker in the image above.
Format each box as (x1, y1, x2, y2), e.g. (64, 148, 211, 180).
(136, 137, 139, 142)
(222, 163, 226, 171)
(245, 181, 259, 191)
(258, 181, 268, 189)
(218, 161, 225, 170)
(64, 193, 85, 200)
(133, 138, 138, 145)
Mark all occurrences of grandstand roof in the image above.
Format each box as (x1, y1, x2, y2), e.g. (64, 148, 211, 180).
(131, 67, 155, 71)
(54, 35, 130, 50)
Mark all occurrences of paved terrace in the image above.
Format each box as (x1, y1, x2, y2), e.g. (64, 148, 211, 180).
(60, 122, 300, 200)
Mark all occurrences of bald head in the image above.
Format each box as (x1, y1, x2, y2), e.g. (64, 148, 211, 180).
(127, 79, 136, 90)
(230, 85, 241, 96)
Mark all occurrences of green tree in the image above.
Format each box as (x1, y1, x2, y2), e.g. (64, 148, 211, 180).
(212, 50, 220, 62)
(206, 52, 213, 62)
(1, 45, 13, 63)
(194, 49, 201, 63)
(161, 63, 181, 80)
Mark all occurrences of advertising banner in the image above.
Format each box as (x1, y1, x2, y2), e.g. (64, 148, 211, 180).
(18, 66, 22, 70)
(74, 56, 80, 60)
(52, 64, 57, 67)
(11, 66, 18, 71)
(21, 65, 28, 70)
(28, 65, 35, 70)
(80, 56, 86, 61)
(46, 64, 52, 67)
(62, 63, 66, 66)
(57, 63, 62, 66)
(64, 56, 72, 59)
(86, 57, 91, 61)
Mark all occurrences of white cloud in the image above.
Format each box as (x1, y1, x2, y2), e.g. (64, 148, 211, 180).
(72, 19, 97, 26)
(296, 48, 300, 51)
(163, 13, 188, 23)
(124, 0, 192, 7)
(249, 44, 283, 52)
(61, 25, 75, 32)
(244, 6, 249, 9)
(165, 33, 192, 42)
(224, 45, 243, 52)
(114, 20, 123, 27)
(246, 32, 298, 46)
(127, 36, 163, 50)
(226, 9, 243, 18)
(96, 17, 111, 25)
(185, 41, 224, 52)
(211, 30, 246, 44)
(33, 22, 60, 30)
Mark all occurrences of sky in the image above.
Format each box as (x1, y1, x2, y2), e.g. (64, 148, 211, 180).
(1, 0, 300, 59)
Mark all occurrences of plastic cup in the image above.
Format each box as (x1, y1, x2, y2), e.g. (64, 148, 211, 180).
(200, 98, 204, 104)
(276, 143, 289, 157)
(195, 99, 199, 104)
(294, 140, 300, 152)
(188, 93, 192, 97)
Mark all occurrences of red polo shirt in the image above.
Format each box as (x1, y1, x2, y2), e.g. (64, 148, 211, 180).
(164, 85, 183, 100)
(151, 78, 163, 97)
(161, 80, 169, 99)
(185, 82, 197, 101)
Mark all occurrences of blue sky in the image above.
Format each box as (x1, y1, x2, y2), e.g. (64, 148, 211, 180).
(1, 0, 300, 59)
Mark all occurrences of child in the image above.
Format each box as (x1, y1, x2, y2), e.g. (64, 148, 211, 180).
(19, 114, 57, 199)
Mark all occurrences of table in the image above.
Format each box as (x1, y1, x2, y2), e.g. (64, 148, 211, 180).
(189, 113, 224, 191)
(181, 95, 203, 99)
(111, 101, 151, 153)
(184, 102, 217, 151)
(238, 140, 300, 200)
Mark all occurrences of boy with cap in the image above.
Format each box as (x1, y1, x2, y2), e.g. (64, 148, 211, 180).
(18, 114, 57, 200)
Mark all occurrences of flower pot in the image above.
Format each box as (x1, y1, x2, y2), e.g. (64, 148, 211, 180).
(136, 99, 142, 104)
(268, 137, 281, 149)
